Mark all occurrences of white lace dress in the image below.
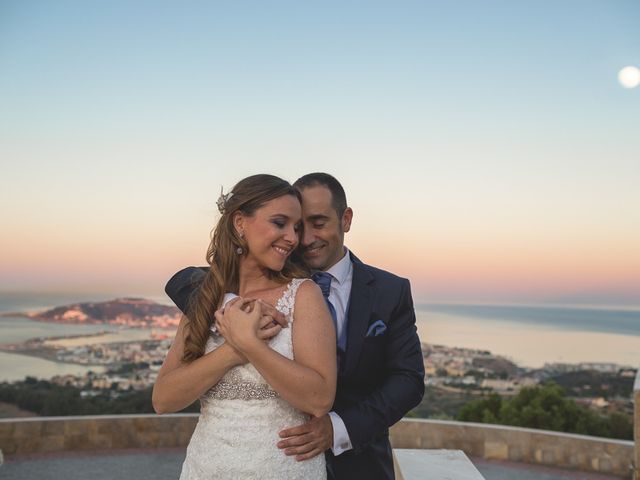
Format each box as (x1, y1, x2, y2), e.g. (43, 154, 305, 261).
(179, 278, 326, 480)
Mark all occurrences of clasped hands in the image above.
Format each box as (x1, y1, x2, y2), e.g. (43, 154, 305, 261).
(215, 298, 333, 462)
(214, 297, 287, 362)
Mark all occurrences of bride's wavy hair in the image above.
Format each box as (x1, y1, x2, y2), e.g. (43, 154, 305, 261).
(182, 174, 307, 362)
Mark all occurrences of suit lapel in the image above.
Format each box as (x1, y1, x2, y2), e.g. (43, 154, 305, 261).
(343, 253, 375, 376)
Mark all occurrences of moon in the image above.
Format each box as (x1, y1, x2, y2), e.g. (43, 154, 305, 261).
(618, 66, 640, 89)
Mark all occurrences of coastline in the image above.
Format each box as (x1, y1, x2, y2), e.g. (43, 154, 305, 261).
(0, 330, 113, 346)
(1, 320, 638, 379)
(0, 345, 105, 368)
(0, 350, 106, 383)
(0, 329, 117, 367)
(416, 311, 640, 369)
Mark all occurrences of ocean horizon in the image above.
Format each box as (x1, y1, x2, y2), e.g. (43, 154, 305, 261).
(416, 302, 640, 337)
(1, 291, 638, 374)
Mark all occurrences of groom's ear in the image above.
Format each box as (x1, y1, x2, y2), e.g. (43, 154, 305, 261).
(341, 207, 353, 233)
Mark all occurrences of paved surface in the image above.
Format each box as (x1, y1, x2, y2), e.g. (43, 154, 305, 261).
(1, 450, 623, 480)
(1, 449, 186, 480)
(473, 457, 622, 480)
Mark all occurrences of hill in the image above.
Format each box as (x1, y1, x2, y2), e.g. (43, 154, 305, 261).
(9, 297, 182, 327)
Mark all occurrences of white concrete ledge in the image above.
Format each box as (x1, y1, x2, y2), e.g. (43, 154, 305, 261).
(394, 449, 485, 480)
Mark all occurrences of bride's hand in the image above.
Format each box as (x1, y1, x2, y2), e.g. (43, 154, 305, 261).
(215, 297, 263, 353)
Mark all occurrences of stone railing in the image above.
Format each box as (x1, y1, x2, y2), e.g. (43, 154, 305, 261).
(0, 414, 634, 477)
(634, 369, 640, 479)
(390, 418, 633, 478)
(0, 414, 198, 455)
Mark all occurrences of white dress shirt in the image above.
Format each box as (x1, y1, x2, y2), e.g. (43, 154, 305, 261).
(322, 248, 354, 456)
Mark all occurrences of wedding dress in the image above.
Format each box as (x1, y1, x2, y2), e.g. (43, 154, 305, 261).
(179, 278, 326, 480)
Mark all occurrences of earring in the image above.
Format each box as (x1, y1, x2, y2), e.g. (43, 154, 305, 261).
(237, 231, 244, 254)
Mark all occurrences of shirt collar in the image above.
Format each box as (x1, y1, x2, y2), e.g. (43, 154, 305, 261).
(324, 247, 352, 285)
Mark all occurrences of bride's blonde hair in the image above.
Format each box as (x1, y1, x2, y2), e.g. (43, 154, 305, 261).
(182, 174, 307, 362)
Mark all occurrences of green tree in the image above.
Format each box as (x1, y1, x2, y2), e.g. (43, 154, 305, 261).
(457, 393, 502, 423)
(456, 382, 632, 440)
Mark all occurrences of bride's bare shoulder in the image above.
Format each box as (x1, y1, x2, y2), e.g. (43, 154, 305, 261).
(292, 279, 323, 305)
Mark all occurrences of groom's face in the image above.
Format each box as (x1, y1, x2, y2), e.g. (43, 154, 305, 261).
(298, 184, 352, 271)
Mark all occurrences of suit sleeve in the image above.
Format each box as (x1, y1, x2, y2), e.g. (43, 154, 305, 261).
(165, 266, 208, 314)
(334, 278, 425, 452)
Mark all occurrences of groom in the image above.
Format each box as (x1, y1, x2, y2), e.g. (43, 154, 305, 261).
(165, 173, 424, 480)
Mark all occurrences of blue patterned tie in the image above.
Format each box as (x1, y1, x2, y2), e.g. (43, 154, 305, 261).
(312, 272, 343, 368)
(312, 272, 337, 329)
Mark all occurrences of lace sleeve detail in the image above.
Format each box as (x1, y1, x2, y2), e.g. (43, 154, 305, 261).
(276, 278, 311, 321)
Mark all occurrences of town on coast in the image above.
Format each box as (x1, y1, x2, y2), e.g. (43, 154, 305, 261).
(0, 297, 636, 434)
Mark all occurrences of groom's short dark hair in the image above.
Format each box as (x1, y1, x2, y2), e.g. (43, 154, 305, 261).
(294, 172, 347, 217)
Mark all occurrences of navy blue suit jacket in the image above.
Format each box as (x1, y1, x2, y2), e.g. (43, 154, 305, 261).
(164, 252, 425, 480)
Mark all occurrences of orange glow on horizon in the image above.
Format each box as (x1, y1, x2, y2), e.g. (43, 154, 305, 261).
(2, 211, 638, 304)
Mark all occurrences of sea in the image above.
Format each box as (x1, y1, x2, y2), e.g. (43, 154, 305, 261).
(0, 292, 170, 383)
(415, 303, 640, 368)
(0, 292, 639, 382)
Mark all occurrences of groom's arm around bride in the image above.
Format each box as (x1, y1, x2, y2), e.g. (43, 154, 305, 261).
(278, 254, 425, 480)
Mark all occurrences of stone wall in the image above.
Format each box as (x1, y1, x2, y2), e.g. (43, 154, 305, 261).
(0, 415, 635, 477)
(0, 414, 197, 455)
(634, 369, 640, 479)
(390, 419, 634, 478)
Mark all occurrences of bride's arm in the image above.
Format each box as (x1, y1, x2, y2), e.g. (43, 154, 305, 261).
(151, 315, 245, 414)
(217, 281, 337, 417)
(153, 304, 287, 414)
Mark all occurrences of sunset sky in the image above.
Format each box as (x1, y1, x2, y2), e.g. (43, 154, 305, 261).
(1, 1, 639, 305)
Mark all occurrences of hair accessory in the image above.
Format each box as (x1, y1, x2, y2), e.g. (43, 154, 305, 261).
(216, 186, 234, 214)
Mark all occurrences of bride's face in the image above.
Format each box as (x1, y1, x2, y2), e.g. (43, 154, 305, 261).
(236, 194, 302, 272)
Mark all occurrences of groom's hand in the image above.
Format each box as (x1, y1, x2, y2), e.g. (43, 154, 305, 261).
(253, 299, 287, 341)
(219, 298, 286, 344)
(251, 299, 288, 341)
(277, 415, 333, 461)
(225, 298, 286, 329)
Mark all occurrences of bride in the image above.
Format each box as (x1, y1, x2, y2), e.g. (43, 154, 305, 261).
(152, 174, 336, 479)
